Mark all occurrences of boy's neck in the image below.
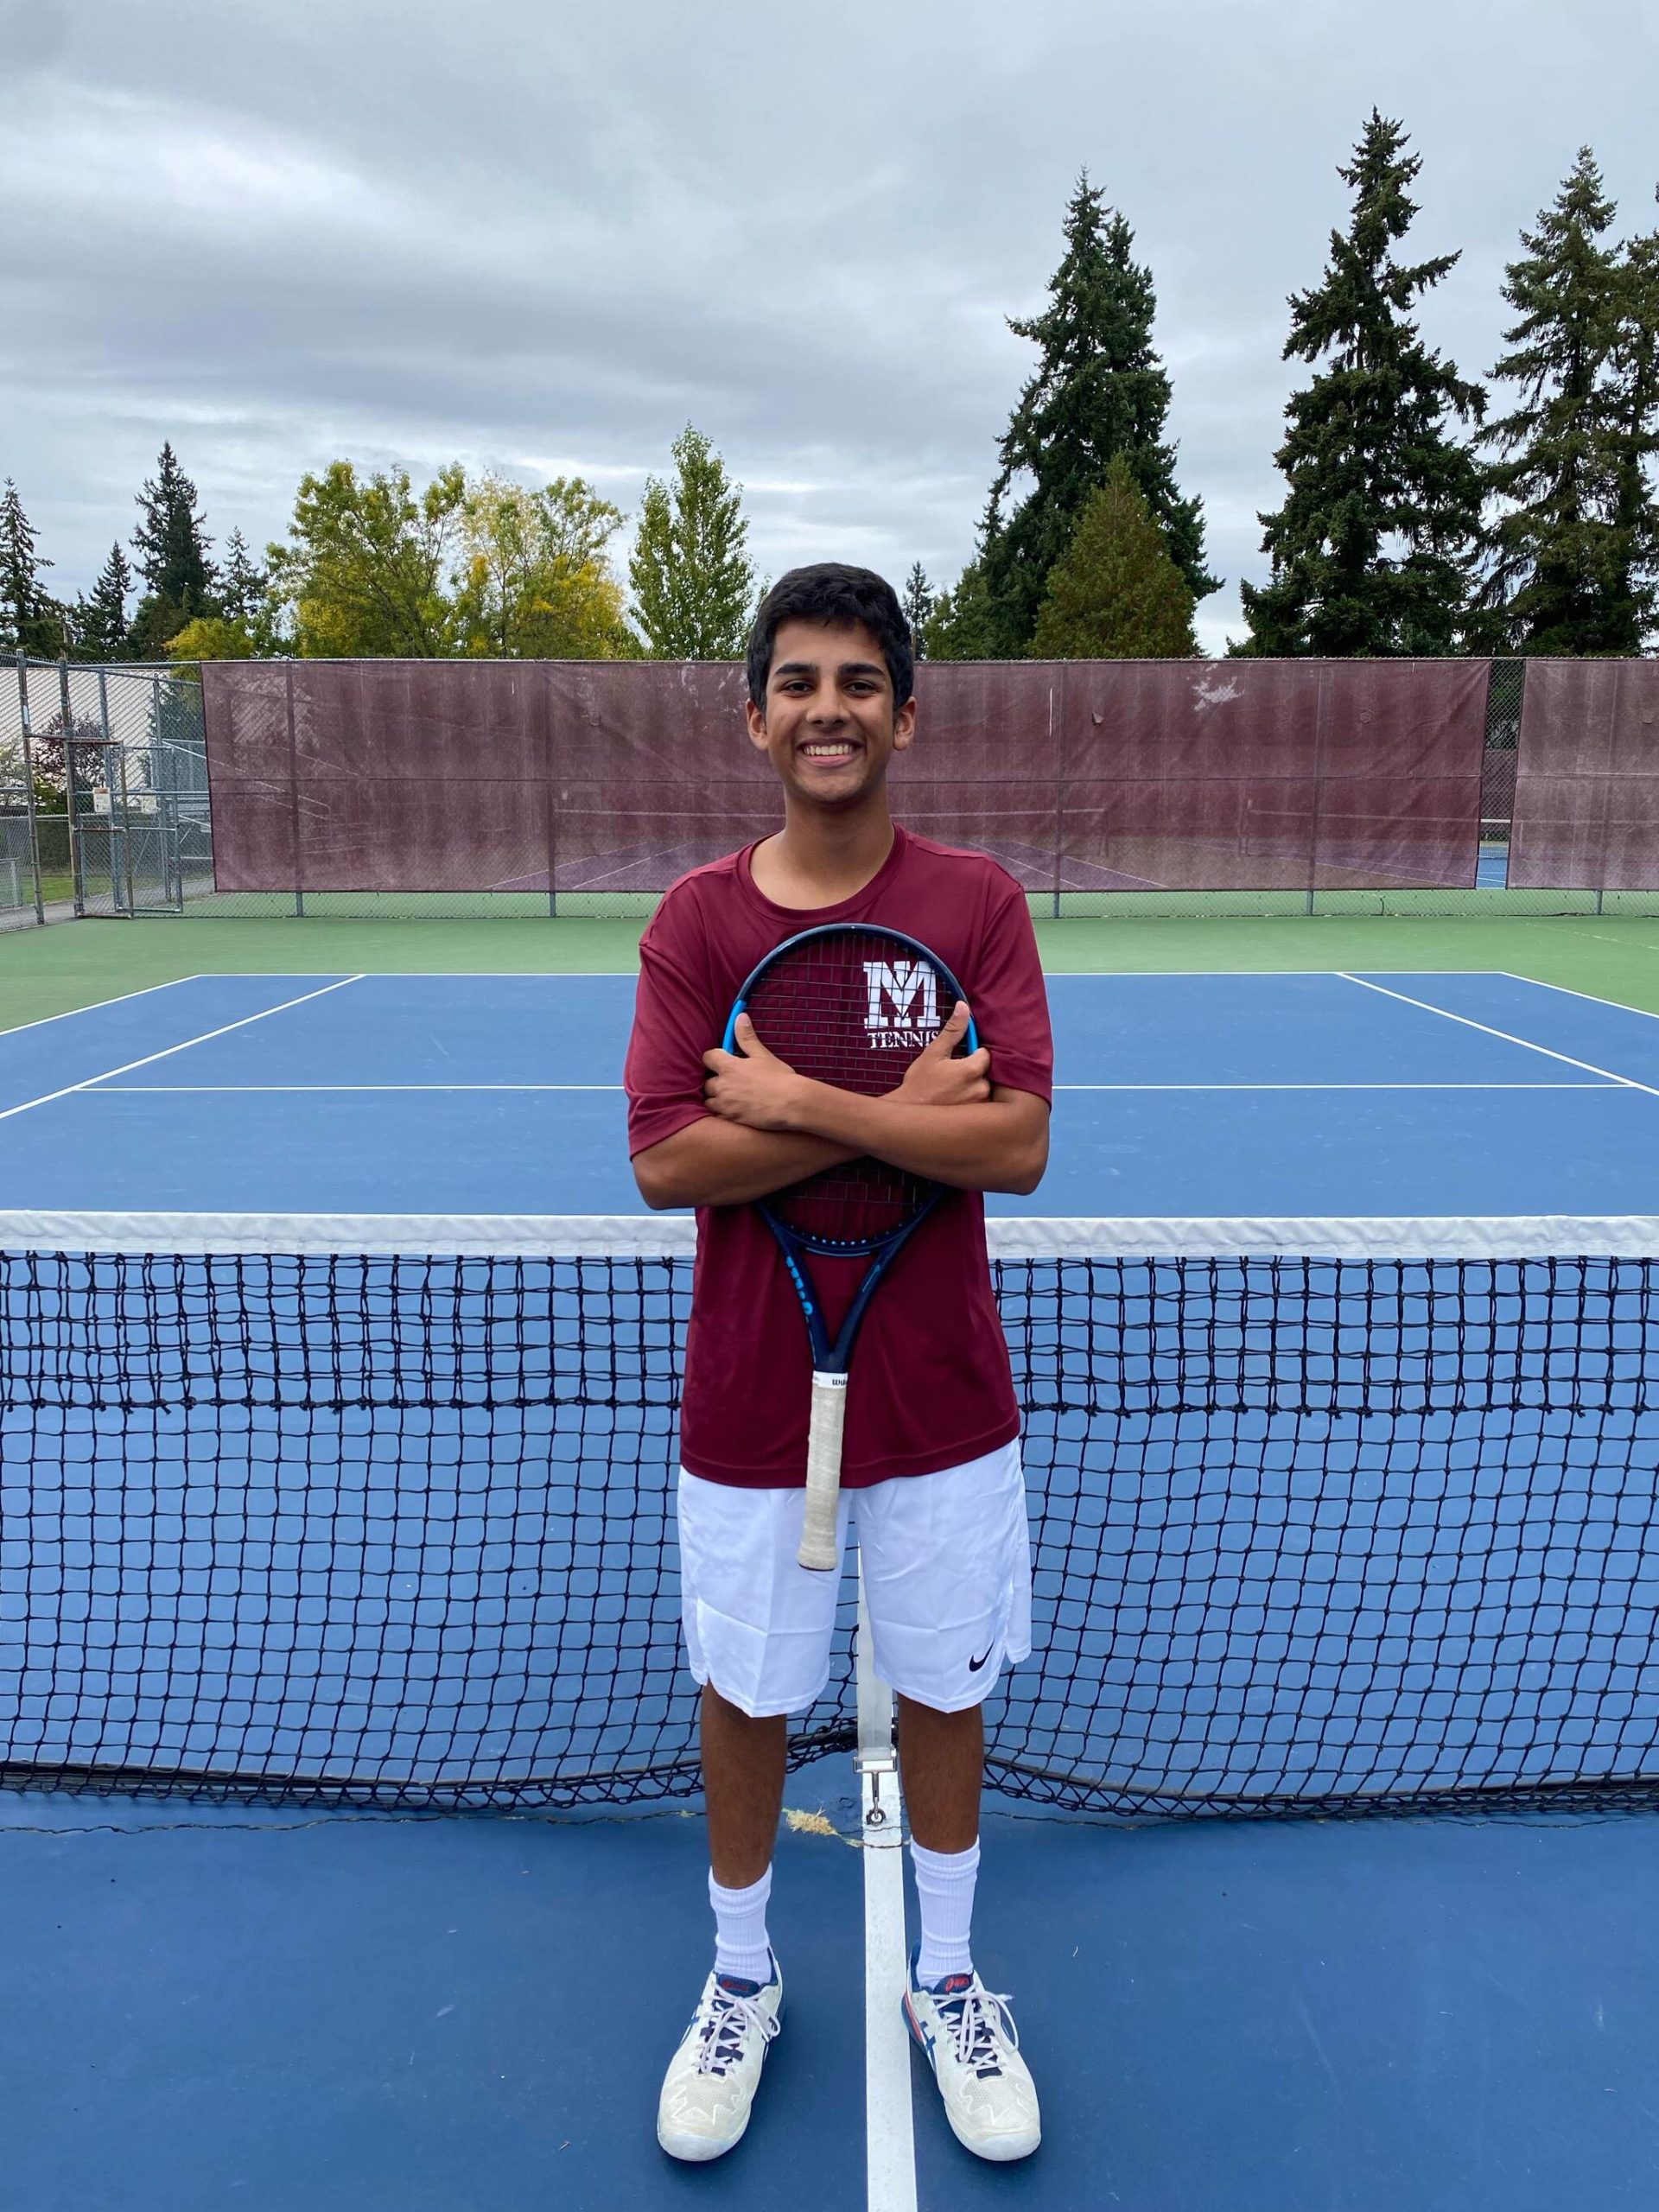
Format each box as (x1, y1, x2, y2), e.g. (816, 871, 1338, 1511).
(750, 794, 897, 911)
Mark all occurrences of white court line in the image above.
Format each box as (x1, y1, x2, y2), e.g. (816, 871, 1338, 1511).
(0, 977, 367, 1125)
(857, 1560, 918, 2212)
(1498, 971, 1659, 1026)
(0, 974, 213, 1041)
(1335, 975, 1659, 1100)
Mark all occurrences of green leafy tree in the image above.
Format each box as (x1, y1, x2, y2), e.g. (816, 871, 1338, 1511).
(266, 461, 467, 657)
(455, 475, 634, 657)
(900, 563, 934, 656)
(73, 542, 136, 660)
(130, 442, 219, 653)
(165, 615, 259, 660)
(1238, 112, 1487, 658)
(628, 426, 756, 658)
(0, 479, 67, 656)
(981, 175, 1217, 655)
(1468, 149, 1656, 654)
(1031, 457, 1199, 657)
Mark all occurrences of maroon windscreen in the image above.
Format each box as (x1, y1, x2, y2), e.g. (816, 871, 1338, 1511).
(1509, 660, 1659, 889)
(1058, 659, 1490, 890)
(737, 926, 961, 1248)
(201, 658, 1493, 897)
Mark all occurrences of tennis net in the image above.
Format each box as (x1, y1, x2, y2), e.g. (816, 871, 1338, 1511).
(3, 1213, 1657, 1820)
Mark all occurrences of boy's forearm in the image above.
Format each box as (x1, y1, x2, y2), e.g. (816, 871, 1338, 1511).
(786, 1084, 1048, 1195)
(632, 1119, 861, 1210)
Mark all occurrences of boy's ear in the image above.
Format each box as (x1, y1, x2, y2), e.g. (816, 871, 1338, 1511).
(891, 695, 917, 753)
(745, 697, 771, 752)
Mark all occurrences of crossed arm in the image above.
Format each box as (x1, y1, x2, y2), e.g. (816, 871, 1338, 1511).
(631, 999, 1051, 1211)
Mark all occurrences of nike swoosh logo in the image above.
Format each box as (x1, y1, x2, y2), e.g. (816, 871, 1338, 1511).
(968, 1646, 993, 1672)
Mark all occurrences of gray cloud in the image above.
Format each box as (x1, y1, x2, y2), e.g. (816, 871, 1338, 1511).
(4, 0, 1656, 652)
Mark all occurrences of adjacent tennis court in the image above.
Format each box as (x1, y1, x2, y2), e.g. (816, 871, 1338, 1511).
(3, 955, 1659, 2209)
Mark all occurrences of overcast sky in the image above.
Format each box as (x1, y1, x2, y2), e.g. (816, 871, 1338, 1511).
(3, 0, 1656, 654)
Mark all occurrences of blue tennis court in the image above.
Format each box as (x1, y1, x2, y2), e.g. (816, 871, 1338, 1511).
(3, 966, 1659, 2211)
(3, 965, 1658, 1217)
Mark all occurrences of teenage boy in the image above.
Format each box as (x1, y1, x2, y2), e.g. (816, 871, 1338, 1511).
(624, 563, 1053, 2164)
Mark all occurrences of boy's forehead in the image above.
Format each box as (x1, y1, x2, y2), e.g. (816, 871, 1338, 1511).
(768, 616, 888, 675)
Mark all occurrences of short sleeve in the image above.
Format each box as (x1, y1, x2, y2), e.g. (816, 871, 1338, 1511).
(967, 880, 1053, 1105)
(624, 896, 720, 1156)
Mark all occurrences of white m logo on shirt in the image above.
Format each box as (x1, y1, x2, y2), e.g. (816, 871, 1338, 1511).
(864, 960, 939, 1033)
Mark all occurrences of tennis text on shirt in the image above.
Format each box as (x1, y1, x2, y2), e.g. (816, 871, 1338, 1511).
(623, 826, 1055, 1490)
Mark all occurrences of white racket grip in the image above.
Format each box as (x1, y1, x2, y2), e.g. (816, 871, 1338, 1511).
(798, 1370, 848, 1571)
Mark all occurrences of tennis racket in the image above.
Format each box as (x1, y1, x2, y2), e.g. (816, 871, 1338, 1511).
(721, 923, 978, 1570)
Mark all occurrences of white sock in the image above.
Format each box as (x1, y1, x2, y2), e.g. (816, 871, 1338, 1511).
(709, 1867, 773, 1986)
(912, 1838, 980, 1986)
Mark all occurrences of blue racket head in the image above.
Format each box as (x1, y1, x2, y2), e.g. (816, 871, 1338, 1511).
(723, 923, 976, 1249)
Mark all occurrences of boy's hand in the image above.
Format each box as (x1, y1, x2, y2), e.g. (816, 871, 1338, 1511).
(702, 1015, 810, 1131)
(895, 1000, 992, 1107)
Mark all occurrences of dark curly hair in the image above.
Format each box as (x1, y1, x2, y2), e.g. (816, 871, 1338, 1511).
(745, 564, 914, 716)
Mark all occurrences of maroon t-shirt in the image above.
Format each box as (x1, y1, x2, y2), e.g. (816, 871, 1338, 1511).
(624, 824, 1054, 1489)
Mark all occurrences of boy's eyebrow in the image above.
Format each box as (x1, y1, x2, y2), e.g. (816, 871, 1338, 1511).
(772, 658, 890, 683)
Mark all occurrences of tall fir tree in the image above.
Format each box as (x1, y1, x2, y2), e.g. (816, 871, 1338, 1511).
(1468, 149, 1656, 654)
(1238, 111, 1487, 658)
(1606, 218, 1659, 646)
(1030, 458, 1199, 658)
(0, 479, 67, 656)
(73, 542, 136, 659)
(980, 175, 1216, 655)
(900, 563, 934, 657)
(130, 442, 218, 654)
(627, 426, 756, 658)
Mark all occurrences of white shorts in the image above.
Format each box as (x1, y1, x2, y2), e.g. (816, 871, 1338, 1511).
(676, 1440, 1032, 1719)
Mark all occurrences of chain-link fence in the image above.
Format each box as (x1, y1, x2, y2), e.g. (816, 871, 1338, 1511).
(3, 654, 207, 926)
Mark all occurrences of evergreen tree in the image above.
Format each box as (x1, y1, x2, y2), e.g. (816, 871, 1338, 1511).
(981, 175, 1217, 655)
(1238, 111, 1487, 658)
(217, 528, 266, 627)
(130, 442, 218, 653)
(73, 542, 135, 660)
(1603, 213, 1659, 649)
(920, 564, 998, 660)
(1468, 149, 1656, 654)
(0, 479, 67, 656)
(628, 426, 756, 658)
(900, 563, 934, 656)
(1030, 458, 1199, 657)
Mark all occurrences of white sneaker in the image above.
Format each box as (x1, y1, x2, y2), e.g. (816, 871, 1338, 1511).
(903, 1950, 1040, 2163)
(657, 1957, 783, 2162)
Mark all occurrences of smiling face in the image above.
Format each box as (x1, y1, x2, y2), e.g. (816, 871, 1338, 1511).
(745, 617, 916, 811)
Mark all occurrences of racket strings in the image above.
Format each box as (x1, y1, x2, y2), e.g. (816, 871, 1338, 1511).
(739, 931, 963, 1244)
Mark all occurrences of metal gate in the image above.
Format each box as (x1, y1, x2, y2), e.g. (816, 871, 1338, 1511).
(67, 740, 186, 915)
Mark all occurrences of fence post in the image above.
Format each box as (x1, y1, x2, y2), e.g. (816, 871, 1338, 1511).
(16, 651, 45, 925)
(57, 655, 88, 918)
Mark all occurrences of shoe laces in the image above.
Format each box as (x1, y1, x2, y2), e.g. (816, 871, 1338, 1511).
(934, 1978, 1018, 2078)
(695, 1979, 779, 2078)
